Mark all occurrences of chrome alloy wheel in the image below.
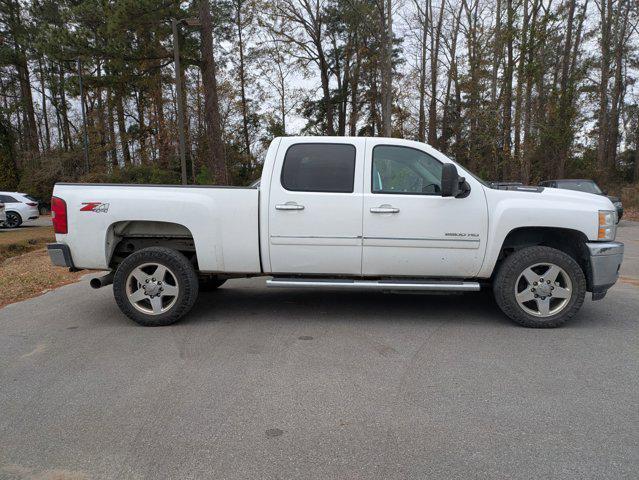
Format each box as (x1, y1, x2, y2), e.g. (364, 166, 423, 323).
(514, 262, 572, 317)
(126, 263, 179, 315)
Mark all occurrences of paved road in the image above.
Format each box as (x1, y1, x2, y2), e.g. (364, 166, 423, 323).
(1, 223, 638, 480)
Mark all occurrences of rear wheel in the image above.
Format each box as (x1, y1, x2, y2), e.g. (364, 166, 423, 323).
(4, 211, 22, 228)
(493, 246, 586, 328)
(113, 247, 199, 326)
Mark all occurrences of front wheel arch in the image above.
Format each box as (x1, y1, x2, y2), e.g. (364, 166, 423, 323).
(492, 226, 591, 288)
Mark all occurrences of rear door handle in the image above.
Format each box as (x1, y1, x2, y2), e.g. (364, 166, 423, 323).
(370, 206, 400, 214)
(275, 203, 305, 211)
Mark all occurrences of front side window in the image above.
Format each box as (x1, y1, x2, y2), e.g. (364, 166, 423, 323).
(281, 143, 356, 193)
(372, 145, 443, 195)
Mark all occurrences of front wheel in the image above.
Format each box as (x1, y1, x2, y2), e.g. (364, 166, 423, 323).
(493, 246, 586, 328)
(113, 247, 199, 326)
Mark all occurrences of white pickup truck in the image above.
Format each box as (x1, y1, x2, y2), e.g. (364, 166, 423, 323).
(48, 136, 624, 328)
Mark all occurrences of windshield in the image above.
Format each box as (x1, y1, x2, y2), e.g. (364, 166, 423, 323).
(557, 180, 602, 194)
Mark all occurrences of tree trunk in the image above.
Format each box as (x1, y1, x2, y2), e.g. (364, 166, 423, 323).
(379, 0, 393, 136)
(606, 1, 631, 171)
(38, 59, 51, 151)
(199, 0, 228, 184)
(235, 0, 252, 156)
(348, 41, 362, 137)
(59, 63, 72, 150)
(416, 0, 429, 143)
(136, 90, 149, 165)
(501, 0, 515, 178)
(115, 89, 131, 166)
(440, 2, 463, 150)
(317, 47, 336, 135)
(597, 0, 613, 170)
(555, 0, 577, 178)
(107, 88, 118, 168)
(428, 0, 445, 146)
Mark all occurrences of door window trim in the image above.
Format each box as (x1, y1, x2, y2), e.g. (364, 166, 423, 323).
(371, 144, 444, 196)
(280, 142, 357, 194)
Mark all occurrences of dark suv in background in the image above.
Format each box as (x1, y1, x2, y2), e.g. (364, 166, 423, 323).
(538, 179, 623, 222)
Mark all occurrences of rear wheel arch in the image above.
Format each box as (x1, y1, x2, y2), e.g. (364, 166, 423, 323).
(106, 220, 198, 269)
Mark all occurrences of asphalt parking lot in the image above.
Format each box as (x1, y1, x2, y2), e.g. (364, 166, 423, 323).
(1, 222, 638, 479)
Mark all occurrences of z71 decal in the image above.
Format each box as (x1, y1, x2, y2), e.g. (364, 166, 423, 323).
(80, 202, 110, 213)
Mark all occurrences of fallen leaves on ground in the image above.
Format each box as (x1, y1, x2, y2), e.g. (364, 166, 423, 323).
(0, 249, 85, 308)
(0, 226, 55, 262)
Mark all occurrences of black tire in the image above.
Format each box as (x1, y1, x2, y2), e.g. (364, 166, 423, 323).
(199, 276, 227, 292)
(113, 247, 199, 326)
(4, 211, 22, 229)
(493, 246, 586, 328)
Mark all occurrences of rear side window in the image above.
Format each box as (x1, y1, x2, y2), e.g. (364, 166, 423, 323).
(0, 195, 17, 203)
(281, 143, 356, 193)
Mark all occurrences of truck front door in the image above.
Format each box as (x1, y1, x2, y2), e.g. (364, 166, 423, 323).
(267, 138, 365, 275)
(362, 139, 488, 277)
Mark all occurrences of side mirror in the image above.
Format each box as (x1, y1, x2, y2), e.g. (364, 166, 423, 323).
(441, 163, 470, 198)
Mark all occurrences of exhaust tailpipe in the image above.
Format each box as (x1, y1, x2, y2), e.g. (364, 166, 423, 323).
(90, 272, 114, 289)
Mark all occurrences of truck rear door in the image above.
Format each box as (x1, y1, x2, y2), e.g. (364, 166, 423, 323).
(267, 138, 365, 275)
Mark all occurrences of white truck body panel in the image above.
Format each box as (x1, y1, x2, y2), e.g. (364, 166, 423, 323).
(361, 137, 488, 277)
(52, 136, 616, 281)
(478, 187, 612, 277)
(265, 136, 367, 275)
(54, 185, 260, 272)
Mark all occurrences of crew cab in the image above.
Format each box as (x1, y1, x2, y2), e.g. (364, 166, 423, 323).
(47, 137, 624, 328)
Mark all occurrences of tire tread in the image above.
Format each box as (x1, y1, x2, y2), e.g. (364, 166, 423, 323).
(113, 247, 199, 326)
(493, 246, 586, 328)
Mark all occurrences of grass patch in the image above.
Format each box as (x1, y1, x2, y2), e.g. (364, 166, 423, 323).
(0, 226, 54, 262)
(0, 249, 85, 308)
(0, 226, 86, 308)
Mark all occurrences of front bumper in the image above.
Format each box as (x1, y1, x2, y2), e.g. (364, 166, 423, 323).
(586, 241, 624, 300)
(47, 243, 75, 268)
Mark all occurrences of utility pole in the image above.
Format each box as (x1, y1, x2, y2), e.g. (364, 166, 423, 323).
(77, 58, 90, 173)
(172, 18, 188, 185)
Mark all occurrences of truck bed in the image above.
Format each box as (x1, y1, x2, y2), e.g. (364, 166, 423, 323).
(53, 183, 261, 273)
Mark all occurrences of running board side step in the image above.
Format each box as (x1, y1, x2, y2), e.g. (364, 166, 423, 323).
(266, 278, 480, 292)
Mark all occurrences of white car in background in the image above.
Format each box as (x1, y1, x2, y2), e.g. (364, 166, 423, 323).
(0, 200, 6, 225)
(0, 192, 40, 228)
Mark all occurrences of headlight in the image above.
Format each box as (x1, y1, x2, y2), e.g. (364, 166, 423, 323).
(598, 210, 617, 240)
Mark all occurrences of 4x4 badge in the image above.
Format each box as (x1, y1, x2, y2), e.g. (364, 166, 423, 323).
(80, 202, 110, 213)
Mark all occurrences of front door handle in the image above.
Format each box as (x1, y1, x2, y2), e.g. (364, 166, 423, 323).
(275, 203, 305, 211)
(370, 206, 400, 214)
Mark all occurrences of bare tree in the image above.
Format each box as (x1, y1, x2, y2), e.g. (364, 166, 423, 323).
(199, 0, 228, 183)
